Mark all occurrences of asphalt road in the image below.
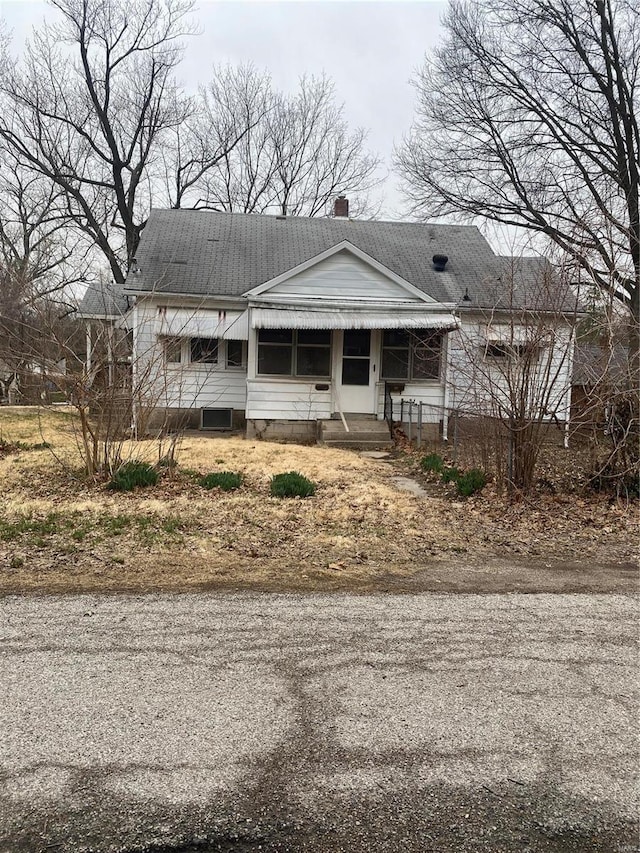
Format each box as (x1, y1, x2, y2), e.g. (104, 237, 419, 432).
(1, 592, 638, 853)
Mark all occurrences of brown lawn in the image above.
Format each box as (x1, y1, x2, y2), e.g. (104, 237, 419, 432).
(0, 406, 637, 595)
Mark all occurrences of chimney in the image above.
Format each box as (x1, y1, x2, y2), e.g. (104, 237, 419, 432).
(333, 195, 349, 218)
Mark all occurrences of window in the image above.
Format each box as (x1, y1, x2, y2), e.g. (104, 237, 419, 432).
(381, 330, 441, 380)
(257, 329, 293, 375)
(161, 336, 182, 364)
(257, 329, 331, 377)
(296, 329, 331, 377)
(485, 342, 538, 360)
(226, 339, 245, 368)
(190, 337, 218, 364)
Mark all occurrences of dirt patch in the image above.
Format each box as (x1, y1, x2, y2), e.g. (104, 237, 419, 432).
(0, 407, 637, 596)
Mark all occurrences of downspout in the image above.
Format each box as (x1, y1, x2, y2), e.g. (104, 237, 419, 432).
(563, 325, 575, 450)
(85, 321, 92, 374)
(245, 305, 256, 431)
(131, 303, 139, 438)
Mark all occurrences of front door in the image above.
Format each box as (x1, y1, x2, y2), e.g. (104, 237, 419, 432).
(337, 329, 377, 414)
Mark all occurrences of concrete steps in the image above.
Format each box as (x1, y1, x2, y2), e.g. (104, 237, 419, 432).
(319, 417, 393, 449)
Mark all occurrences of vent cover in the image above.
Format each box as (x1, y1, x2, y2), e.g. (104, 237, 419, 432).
(201, 408, 233, 430)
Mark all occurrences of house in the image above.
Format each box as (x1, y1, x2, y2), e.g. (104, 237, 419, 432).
(79, 199, 577, 444)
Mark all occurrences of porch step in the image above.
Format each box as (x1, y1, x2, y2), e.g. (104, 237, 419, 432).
(319, 419, 392, 449)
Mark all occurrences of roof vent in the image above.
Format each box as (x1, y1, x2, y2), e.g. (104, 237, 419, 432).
(432, 254, 448, 272)
(462, 287, 472, 302)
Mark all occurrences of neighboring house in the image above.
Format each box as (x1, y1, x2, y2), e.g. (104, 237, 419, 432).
(571, 340, 632, 428)
(80, 200, 577, 442)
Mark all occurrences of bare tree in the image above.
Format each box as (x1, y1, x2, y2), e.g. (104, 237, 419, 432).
(397, 0, 639, 354)
(176, 69, 381, 217)
(1, 4, 381, 287)
(0, 0, 197, 284)
(0, 145, 90, 402)
(446, 259, 579, 494)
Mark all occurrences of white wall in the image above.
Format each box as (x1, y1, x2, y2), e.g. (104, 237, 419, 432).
(447, 315, 573, 421)
(376, 381, 444, 423)
(246, 379, 332, 420)
(133, 298, 248, 412)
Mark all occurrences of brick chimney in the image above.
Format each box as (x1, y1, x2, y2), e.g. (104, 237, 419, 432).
(333, 195, 349, 217)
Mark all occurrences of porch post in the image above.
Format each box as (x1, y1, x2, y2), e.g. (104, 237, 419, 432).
(85, 321, 92, 374)
(442, 332, 451, 442)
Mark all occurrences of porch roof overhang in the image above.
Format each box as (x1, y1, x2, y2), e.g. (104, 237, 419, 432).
(251, 308, 459, 331)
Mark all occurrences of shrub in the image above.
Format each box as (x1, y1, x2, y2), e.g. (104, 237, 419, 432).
(199, 471, 243, 491)
(454, 468, 488, 498)
(441, 466, 460, 484)
(270, 471, 316, 498)
(420, 453, 444, 474)
(108, 461, 159, 492)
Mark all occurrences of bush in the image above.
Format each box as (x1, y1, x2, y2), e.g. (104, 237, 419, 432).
(420, 453, 444, 474)
(441, 466, 460, 484)
(270, 471, 316, 498)
(454, 468, 488, 497)
(199, 471, 243, 491)
(108, 461, 159, 492)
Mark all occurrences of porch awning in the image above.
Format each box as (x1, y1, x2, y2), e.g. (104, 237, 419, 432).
(158, 308, 249, 340)
(251, 308, 459, 331)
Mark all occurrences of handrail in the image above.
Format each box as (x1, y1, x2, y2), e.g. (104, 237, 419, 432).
(332, 382, 350, 432)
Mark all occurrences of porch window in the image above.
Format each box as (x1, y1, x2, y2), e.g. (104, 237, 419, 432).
(381, 330, 441, 380)
(190, 337, 218, 364)
(295, 329, 331, 377)
(257, 329, 331, 377)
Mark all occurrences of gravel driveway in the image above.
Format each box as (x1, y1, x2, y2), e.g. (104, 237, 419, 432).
(1, 592, 638, 852)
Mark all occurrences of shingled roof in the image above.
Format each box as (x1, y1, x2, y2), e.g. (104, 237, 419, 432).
(123, 209, 560, 311)
(77, 280, 130, 319)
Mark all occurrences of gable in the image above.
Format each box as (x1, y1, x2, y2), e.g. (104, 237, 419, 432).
(245, 243, 437, 304)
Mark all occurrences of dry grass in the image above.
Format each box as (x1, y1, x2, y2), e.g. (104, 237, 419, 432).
(0, 406, 637, 595)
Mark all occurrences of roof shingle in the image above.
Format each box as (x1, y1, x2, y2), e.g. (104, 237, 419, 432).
(124, 209, 557, 310)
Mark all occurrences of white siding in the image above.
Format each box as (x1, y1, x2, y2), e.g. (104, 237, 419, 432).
(266, 250, 428, 303)
(133, 299, 248, 412)
(246, 379, 332, 420)
(447, 316, 573, 420)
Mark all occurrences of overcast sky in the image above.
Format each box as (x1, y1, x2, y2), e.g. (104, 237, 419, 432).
(0, 0, 447, 217)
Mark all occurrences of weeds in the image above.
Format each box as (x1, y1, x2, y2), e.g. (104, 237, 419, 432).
(420, 453, 445, 474)
(455, 468, 488, 497)
(419, 455, 487, 498)
(270, 471, 316, 498)
(108, 461, 159, 492)
(0, 511, 187, 546)
(199, 471, 243, 491)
